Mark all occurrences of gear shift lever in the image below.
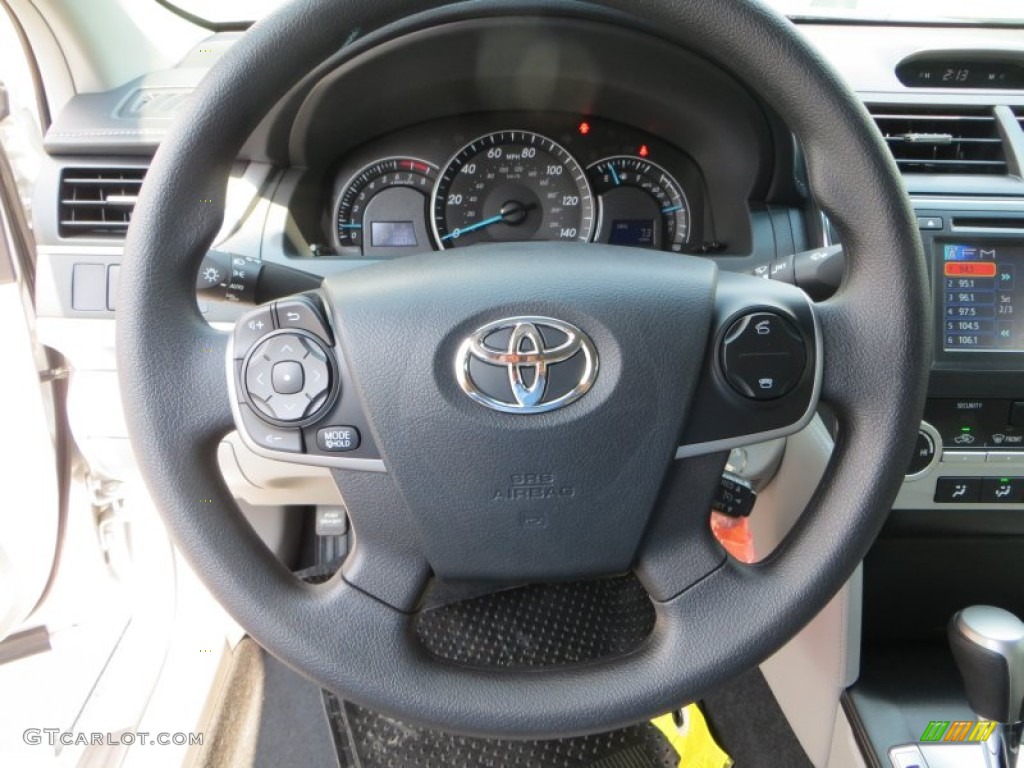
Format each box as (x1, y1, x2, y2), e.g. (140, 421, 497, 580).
(949, 606, 1024, 768)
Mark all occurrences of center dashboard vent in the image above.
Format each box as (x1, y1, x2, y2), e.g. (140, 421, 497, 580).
(58, 167, 147, 237)
(867, 105, 1007, 176)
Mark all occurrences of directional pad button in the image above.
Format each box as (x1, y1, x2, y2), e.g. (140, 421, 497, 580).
(243, 331, 335, 424)
(304, 355, 329, 400)
(245, 356, 274, 403)
(270, 393, 311, 421)
(263, 335, 306, 362)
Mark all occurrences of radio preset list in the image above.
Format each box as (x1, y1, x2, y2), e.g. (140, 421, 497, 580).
(942, 242, 1020, 352)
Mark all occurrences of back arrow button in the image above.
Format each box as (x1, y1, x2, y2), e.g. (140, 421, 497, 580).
(237, 404, 302, 454)
(275, 297, 333, 343)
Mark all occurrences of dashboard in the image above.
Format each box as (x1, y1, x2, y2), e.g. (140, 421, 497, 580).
(324, 113, 706, 259)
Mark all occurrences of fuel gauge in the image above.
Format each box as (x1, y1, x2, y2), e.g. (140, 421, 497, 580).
(587, 156, 690, 252)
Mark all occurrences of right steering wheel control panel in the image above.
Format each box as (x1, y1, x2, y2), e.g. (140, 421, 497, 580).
(719, 311, 808, 401)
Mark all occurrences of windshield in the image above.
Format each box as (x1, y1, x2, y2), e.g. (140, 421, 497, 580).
(767, 0, 1024, 24)
(159, 0, 1024, 26)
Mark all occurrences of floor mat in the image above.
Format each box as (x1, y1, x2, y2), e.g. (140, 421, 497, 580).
(324, 575, 672, 767)
(700, 667, 813, 768)
(309, 573, 806, 767)
(324, 693, 678, 768)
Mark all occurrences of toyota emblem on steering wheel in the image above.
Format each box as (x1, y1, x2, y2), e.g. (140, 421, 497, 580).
(456, 316, 598, 414)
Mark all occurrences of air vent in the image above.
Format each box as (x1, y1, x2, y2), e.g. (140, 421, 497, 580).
(1015, 107, 1024, 133)
(58, 167, 146, 237)
(867, 106, 1007, 175)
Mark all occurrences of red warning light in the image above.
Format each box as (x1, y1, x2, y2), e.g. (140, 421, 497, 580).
(578, 121, 591, 136)
(638, 144, 650, 157)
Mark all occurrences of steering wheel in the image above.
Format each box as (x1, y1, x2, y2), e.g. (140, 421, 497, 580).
(117, 0, 929, 738)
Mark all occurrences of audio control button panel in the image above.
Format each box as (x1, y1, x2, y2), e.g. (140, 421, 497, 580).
(227, 294, 384, 470)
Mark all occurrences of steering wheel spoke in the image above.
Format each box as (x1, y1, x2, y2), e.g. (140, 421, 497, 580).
(332, 468, 433, 612)
(814, 290, 902, 415)
(635, 452, 730, 602)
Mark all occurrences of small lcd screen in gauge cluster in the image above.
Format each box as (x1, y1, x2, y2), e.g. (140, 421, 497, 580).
(371, 221, 417, 248)
(941, 242, 1021, 352)
(608, 220, 655, 247)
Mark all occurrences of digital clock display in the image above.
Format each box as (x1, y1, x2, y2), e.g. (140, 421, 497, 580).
(897, 60, 1024, 89)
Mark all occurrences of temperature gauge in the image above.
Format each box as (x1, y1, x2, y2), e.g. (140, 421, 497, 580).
(587, 156, 690, 252)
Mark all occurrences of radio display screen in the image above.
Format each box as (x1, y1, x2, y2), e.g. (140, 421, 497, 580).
(941, 242, 1021, 352)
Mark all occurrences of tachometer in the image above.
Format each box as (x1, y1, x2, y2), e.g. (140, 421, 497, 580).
(587, 156, 690, 252)
(335, 157, 437, 253)
(431, 130, 594, 249)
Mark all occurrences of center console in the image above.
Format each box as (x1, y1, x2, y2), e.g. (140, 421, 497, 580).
(854, 199, 1024, 768)
(894, 200, 1024, 513)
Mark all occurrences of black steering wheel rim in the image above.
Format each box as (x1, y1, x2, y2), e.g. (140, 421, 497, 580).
(116, 0, 929, 738)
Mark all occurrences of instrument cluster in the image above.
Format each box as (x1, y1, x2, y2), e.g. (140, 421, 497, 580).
(326, 113, 707, 259)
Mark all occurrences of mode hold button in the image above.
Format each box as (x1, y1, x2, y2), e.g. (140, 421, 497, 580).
(317, 426, 360, 452)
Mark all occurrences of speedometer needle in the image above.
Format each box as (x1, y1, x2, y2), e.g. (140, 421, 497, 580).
(441, 201, 539, 242)
(441, 214, 504, 241)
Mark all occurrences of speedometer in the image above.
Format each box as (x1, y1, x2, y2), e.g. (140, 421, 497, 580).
(431, 130, 594, 249)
